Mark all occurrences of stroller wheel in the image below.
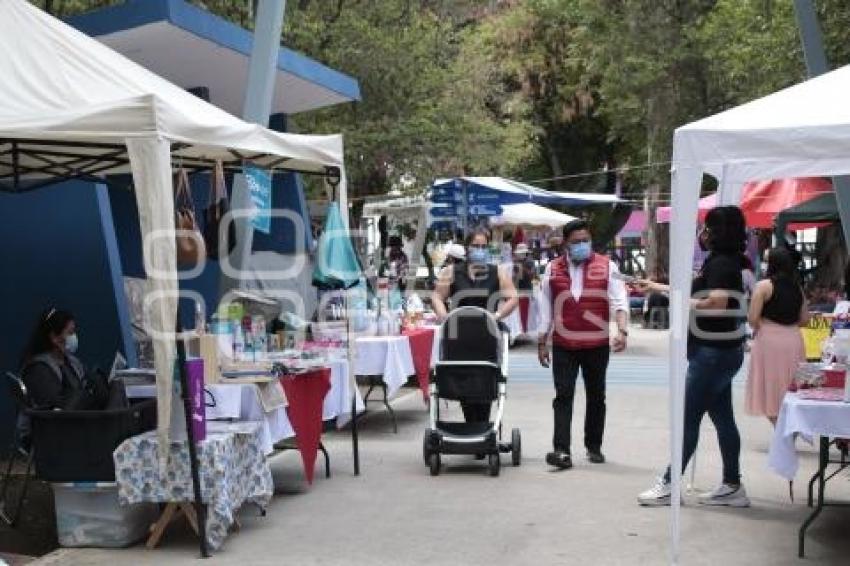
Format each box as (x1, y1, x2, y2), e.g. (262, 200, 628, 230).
(428, 453, 441, 476)
(511, 428, 522, 466)
(422, 433, 431, 466)
(488, 453, 500, 477)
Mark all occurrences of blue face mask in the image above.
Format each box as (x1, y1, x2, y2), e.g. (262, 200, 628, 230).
(568, 241, 592, 263)
(468, 247, 489, 265)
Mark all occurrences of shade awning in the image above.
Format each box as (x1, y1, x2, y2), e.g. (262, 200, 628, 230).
(0, 0, 347, 189)
(666, 62, 850, 563)
(489, 202, 576, 229)
(657, 178, 832, 228)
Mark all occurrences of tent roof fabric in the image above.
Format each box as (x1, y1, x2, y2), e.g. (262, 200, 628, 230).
(66, 0, 360, 116)
(775, 192, 838, 234)
(657, 178, 832, 227)
(0, 0, 345, 188)
(432, 177, 622, 206)
(489, 202, 576, 229)
(675, 64, 850, 181)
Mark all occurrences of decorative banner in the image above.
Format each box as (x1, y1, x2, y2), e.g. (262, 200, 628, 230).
(280, 368, 331, 484)
(245, 166, 272, 234)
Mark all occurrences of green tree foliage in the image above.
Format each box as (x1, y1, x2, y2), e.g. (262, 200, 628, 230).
(282, 0, 534, 197)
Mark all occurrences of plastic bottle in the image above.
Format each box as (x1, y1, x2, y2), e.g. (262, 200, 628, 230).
(233, 322, 245, 360)
(195, 303, 205, 334)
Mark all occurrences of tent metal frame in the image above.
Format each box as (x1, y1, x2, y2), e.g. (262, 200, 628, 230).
(0, 137, 337, 193)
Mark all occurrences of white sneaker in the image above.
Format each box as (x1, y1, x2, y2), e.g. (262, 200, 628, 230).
(698, 483, 751, 507)
(638, 477, 672, 506)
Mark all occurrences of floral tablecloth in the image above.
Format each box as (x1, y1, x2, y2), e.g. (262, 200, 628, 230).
(113, 421, 273, 551)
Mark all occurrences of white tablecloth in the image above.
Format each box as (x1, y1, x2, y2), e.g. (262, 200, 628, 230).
(502, 295, 539, 341)
(126, 359, 364, 455)
(768, 392, 850, 480)
(354, 336, 415, 398)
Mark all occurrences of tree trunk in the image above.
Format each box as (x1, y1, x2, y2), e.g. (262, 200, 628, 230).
(812, 224, 846, 289)
(644, 182, 669, 279)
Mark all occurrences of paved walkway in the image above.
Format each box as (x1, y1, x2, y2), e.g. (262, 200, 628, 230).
(39, 329, 850, 565)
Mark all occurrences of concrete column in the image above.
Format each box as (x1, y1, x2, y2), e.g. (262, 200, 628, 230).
(793, 0, 850, 248)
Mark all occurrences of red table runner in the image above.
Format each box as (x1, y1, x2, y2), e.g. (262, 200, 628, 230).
(280, 368, 331, 484)
(402, 327, 435, 402)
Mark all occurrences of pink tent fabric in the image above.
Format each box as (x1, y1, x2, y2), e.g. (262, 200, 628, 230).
(657, 178, 832, 227)
(618, 210, 648, 237)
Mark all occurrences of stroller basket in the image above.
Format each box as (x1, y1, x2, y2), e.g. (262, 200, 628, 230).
(433, 364, 501, 403)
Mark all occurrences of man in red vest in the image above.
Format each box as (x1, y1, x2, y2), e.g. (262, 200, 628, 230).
(538, 219, 629, 469)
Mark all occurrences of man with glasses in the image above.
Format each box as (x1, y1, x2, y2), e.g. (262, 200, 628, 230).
(538, 219, 629, 469)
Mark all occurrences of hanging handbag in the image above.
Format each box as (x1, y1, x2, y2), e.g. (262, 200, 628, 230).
(174, 168, 206, 267)
(203, 161, 236, 260)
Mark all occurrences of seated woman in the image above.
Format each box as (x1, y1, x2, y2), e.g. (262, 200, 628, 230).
(21, 308, 120, 410)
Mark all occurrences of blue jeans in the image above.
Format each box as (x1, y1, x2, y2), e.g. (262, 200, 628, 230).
(664, 345, 745, 485)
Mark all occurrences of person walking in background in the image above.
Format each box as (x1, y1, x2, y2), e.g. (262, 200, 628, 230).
(538, 219, 629, 470)
(513, 243, 536, 333)
(746, 247, 808, 426)
(637, 206, 750, 508)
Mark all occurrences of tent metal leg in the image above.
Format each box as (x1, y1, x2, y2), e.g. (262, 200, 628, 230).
(799, 437, 829, 558)
(381, 383, 397, 434)
(351, 393, 360, 476)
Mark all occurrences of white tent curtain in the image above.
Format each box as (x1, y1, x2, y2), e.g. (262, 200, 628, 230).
(126, 137, 178, 460)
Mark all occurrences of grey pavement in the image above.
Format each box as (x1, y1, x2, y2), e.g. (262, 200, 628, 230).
(38, 328, 850, 565)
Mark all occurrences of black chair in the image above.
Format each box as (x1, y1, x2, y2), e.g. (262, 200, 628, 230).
(0, 372, 36, 527)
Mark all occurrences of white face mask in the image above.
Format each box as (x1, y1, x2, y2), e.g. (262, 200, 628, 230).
(64, 333, 79, 354)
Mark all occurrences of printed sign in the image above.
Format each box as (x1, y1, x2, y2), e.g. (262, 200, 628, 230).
(245, 166, 272, 234)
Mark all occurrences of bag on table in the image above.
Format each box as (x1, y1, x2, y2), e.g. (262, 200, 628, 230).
(174, 168, 206, 267)
(203, 160, 236, 260)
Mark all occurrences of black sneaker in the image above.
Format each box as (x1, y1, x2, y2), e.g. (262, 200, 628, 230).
(587, 450, 606, 464)
(546, 450, 572, 470)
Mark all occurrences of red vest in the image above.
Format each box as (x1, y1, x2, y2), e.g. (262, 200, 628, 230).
(548, 253, 611, 350)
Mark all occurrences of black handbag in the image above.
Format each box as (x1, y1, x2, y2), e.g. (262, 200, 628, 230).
(204, 161, 236, 260)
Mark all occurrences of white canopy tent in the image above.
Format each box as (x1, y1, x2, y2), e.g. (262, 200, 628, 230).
(489, 202, 576, 229)
(0, 0, 349, 454)
(668, 64, 850, 563)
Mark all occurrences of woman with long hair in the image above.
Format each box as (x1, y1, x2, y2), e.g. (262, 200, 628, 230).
(21, 308, 112, 410)
(636, 206, 751, 507)
(746, 248, 808, 426)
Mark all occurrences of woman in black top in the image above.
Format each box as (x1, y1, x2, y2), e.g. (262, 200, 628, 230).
(746, 247, 808, 425)
(432, 228, 518, 427)
(637, 206, 751, 508)
(21, 308, 114, 411)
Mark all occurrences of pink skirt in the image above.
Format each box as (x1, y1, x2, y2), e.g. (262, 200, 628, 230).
(746, 320, 805, 417)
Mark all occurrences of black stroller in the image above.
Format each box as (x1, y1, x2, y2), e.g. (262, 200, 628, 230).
(422, 306, 521, 476)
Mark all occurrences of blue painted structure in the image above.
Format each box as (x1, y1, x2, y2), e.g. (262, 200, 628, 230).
(0, 183, 135, 450)
(66, 0, 361, 107)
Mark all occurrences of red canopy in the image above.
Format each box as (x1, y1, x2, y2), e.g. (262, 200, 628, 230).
(739, 177, 832, 228)
(657, 177, 832, 228)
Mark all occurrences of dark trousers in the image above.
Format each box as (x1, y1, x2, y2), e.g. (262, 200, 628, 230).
(461, 402, 491, 424)
(664, 345, 744, 485)
(552, 345, 609, 454)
